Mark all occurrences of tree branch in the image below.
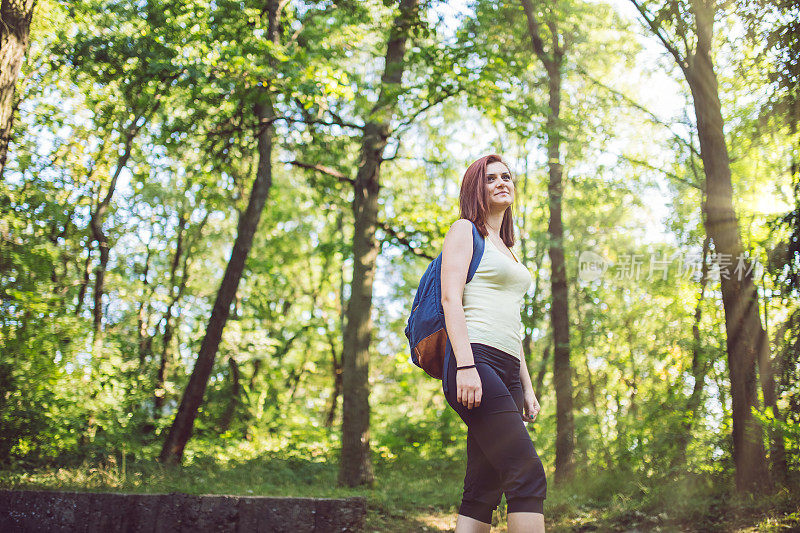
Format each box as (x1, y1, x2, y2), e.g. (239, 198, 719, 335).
(289, 161, 435, 259)
(574, 64, 701, 158)
(628, 0, 688, 71)
(391, 88, 458, 133)
(377, 222, 435, 260)
(617, 153, 703, 190)
(520, 0, 550, 67)
(288, 160, 354, 184)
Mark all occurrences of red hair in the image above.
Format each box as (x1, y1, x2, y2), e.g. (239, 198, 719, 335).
(459, 154, 516, 247)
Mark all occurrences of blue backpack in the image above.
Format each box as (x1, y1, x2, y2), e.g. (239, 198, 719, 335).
(403, 221, 485, 379)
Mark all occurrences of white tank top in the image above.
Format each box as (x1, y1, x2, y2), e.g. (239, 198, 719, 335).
(462, 235, 532, 359)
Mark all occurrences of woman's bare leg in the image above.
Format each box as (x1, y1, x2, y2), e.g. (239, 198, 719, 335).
(507, 511, 544, 532)
(455, 513, 492, 533)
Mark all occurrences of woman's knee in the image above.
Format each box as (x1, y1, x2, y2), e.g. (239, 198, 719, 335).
(507, 495, 545, 515)
(508, 451, 547, 501)
(459, 496, 498, 525)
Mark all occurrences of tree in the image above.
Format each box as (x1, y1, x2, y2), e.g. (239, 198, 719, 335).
(629, 0, 771, 492)
(0, 0, 37, 178)
(520, 0, 575, 482)
(159, 0, 284, 464)
(337, 0, 421, 487)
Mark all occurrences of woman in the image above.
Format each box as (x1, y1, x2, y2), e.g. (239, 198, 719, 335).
(441, 154, 547, 532)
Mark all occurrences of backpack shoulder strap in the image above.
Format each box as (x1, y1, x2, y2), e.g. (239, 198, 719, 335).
(466, 221, 484, 283)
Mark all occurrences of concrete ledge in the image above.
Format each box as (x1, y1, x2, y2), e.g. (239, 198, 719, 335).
(0, 489, 366, 532)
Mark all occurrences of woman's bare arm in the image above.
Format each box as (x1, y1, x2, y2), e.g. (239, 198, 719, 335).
(520, 346, 534, 395)
(441, 219, 475, 367)
(520, 346, 541, 421)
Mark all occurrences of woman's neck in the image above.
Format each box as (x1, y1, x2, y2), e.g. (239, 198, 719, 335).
(486, 210, 505, 238)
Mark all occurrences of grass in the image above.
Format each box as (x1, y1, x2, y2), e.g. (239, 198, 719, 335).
(1, 450, 798, 532)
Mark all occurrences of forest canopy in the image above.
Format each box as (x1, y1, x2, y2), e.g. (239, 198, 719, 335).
(0, 0, 798, 529)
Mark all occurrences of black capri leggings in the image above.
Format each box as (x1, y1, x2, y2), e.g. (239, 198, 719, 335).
(442, 341, 547, 524)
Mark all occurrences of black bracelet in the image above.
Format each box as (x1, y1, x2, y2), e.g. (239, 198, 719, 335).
(457, 364, 476, 370)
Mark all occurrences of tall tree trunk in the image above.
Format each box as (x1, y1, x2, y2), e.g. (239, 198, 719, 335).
(545, 28, 575, 487)
(0, 0, 36, 178)
(683, 0, 769, 492)
(159, 98, 274, 462)
(521, 0, 574, 482)
(159, 100, 276, 465)
(158, 0, 282, 465)
(337, 0, 418, 487)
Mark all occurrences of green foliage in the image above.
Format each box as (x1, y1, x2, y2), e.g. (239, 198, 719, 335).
(0, 2, 796, 530)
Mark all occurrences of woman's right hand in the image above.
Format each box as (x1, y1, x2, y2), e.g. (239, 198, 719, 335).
(457, 367, 483, 409)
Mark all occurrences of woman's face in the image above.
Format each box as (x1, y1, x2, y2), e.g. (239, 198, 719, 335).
(484, 161, 514, 211)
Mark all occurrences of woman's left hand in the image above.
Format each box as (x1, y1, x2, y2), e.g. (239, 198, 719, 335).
(522, 389, 540, 423)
